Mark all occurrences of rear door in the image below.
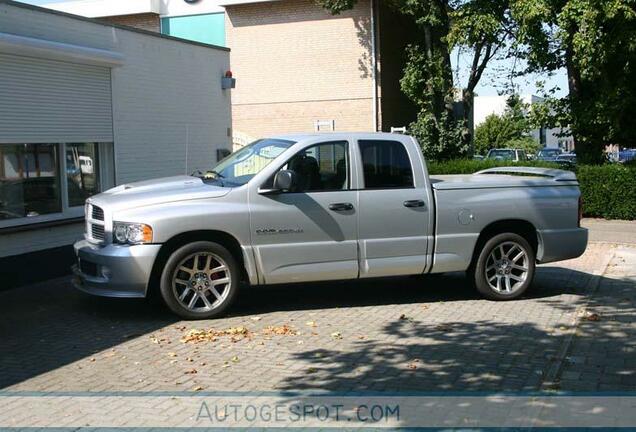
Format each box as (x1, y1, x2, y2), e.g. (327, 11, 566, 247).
(355, 137, 434, 277)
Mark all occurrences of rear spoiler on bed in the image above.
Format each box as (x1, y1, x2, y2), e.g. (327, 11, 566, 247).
(474, 167, 578, 182)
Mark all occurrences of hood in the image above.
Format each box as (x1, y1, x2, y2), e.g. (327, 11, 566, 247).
(88, 175, 231, 213)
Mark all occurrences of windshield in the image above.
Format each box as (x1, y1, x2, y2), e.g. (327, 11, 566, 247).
(538, 149, 561, 157)
(201, 138, 295, 187)
(487, 149, 515, 159)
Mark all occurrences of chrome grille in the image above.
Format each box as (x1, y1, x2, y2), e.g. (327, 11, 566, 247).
(91, 205, 104, 221)
(91, 224, 105, 241)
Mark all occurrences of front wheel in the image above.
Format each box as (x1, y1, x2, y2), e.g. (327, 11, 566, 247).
(159, 241, 240, 320)
(471, 233, 535, 300)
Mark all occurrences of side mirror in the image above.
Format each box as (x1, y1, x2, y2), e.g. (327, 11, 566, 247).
(259, 170, 297, 195)
(273, 170, 297, 192)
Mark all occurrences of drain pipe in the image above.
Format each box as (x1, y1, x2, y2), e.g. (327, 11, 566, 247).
(370, 0, 379, 132)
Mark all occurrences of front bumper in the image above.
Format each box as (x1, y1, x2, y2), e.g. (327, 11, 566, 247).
(537, 227, 589, 264)
(72, 239, 162, 298)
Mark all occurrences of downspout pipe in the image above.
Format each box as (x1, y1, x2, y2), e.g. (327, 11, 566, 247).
(370, 0, 379, 132)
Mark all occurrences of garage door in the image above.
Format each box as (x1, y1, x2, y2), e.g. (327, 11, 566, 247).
(0, 53, 113, 143)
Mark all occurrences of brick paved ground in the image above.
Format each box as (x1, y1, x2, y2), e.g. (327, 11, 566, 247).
(557, 246, 636, 391)
(1, 242, 630, 396)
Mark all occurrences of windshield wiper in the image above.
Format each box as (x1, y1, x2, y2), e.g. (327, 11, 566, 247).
(206, 170, 225, 179)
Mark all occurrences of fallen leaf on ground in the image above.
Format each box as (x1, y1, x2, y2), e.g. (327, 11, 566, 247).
(181, 327, 252, 343)
(184, 369, 198, 374)
(262, 325, 298, 336)
(583, 313, 601, 322)
(231, 356, 240, 363)
(250, 316, 262, 321)
(168, 352, 177, 358)
(305, 321, 317, 327)
(193, 386, 203, 391)
(331, 332, 343, 339)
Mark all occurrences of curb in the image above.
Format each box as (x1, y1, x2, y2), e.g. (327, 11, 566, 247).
(540, 246, 616, 390)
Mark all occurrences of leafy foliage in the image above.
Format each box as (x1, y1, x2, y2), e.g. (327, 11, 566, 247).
(409, 109, 468, 160)
(474, 95, 534, 155)
(577, 164, 636, 220)
(511, 0, 636, 163)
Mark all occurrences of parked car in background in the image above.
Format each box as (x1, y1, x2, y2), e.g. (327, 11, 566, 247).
(486, 148, 528, 162)
(473, 154, 485, 161)
(536, 148, 563, 162)
(555, 153, 577, 169)
(619, 149, 636, 164)
(73, 133, 587, 319)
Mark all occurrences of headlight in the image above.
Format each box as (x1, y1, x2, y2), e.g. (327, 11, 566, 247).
(112, 222, 153, 244)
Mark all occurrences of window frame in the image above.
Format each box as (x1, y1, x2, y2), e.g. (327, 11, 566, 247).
(358, 139, 416, 190)
(263, 140, 352, 194)
(0, 142, 114, 230)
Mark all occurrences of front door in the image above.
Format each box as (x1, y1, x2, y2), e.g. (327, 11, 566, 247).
(249, 140, 359, 284)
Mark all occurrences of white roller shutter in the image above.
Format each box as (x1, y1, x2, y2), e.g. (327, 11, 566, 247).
(0, 53, 113, 144)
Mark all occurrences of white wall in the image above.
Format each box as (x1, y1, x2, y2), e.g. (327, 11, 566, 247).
(0, 2, 231, 257)
(110, 27, 232, 183)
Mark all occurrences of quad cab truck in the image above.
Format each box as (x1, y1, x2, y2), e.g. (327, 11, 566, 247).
(73, 133, 588, 319)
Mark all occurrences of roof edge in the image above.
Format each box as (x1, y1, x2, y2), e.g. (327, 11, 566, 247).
(1, 0, 230, 52)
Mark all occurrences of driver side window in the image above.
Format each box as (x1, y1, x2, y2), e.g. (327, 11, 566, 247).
(273, 141, 349, 192)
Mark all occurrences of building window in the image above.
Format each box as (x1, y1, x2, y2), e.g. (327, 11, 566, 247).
(66, 143, 101, 208)
(0, 143, 113, 227)
(0, 143, 61, 220)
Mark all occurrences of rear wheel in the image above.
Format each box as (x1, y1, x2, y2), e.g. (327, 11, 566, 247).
(472, 233, 535, 300)
(160, 241, 239, 320)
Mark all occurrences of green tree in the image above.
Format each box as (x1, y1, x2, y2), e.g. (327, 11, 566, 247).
(474, 95, 533, 154)
(511, 0, 636, 163)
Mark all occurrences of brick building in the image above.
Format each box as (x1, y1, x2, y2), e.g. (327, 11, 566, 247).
(47, 0, 418, 144)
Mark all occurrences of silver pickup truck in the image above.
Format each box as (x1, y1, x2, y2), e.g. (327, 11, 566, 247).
(73, 133, 588, 319)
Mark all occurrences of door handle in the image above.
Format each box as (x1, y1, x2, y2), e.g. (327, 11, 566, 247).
(329, 202, 354, 211)
(403, 199, 426, 208)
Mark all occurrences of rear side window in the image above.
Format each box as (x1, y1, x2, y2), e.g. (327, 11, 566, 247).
(359, 140, 414, 189)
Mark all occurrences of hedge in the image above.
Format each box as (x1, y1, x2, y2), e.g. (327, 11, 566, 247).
(428, 160, 636, 220)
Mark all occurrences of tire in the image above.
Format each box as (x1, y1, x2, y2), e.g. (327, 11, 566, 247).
(159, 241, 240, 320)
(471, 233, 535, 300)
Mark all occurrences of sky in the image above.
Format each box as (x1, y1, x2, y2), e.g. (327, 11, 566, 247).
(18, 0, 569, 98)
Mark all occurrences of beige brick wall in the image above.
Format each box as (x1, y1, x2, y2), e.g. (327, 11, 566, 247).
(226, 0, 376, 139)
(99, 13, 160, 33)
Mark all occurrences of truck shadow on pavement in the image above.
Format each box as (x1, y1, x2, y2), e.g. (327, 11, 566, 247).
(275, 271, 635, 392)
(0, 266, 632, 391)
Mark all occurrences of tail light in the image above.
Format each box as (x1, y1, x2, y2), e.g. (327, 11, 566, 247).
(578, 195, 583, 227)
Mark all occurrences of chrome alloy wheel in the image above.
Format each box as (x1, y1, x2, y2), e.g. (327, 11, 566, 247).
(172, 252, 231, 312)
(484, 241, 529, 294)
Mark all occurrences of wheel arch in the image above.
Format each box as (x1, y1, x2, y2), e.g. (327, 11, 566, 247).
(147, 230, 249, 298)
(470, 219, 538, 269)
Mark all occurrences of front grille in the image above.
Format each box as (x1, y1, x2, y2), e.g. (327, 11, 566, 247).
(79, 259, 99, 277)
(92, 205, 104, 221)
(91, 224, 105, 241)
